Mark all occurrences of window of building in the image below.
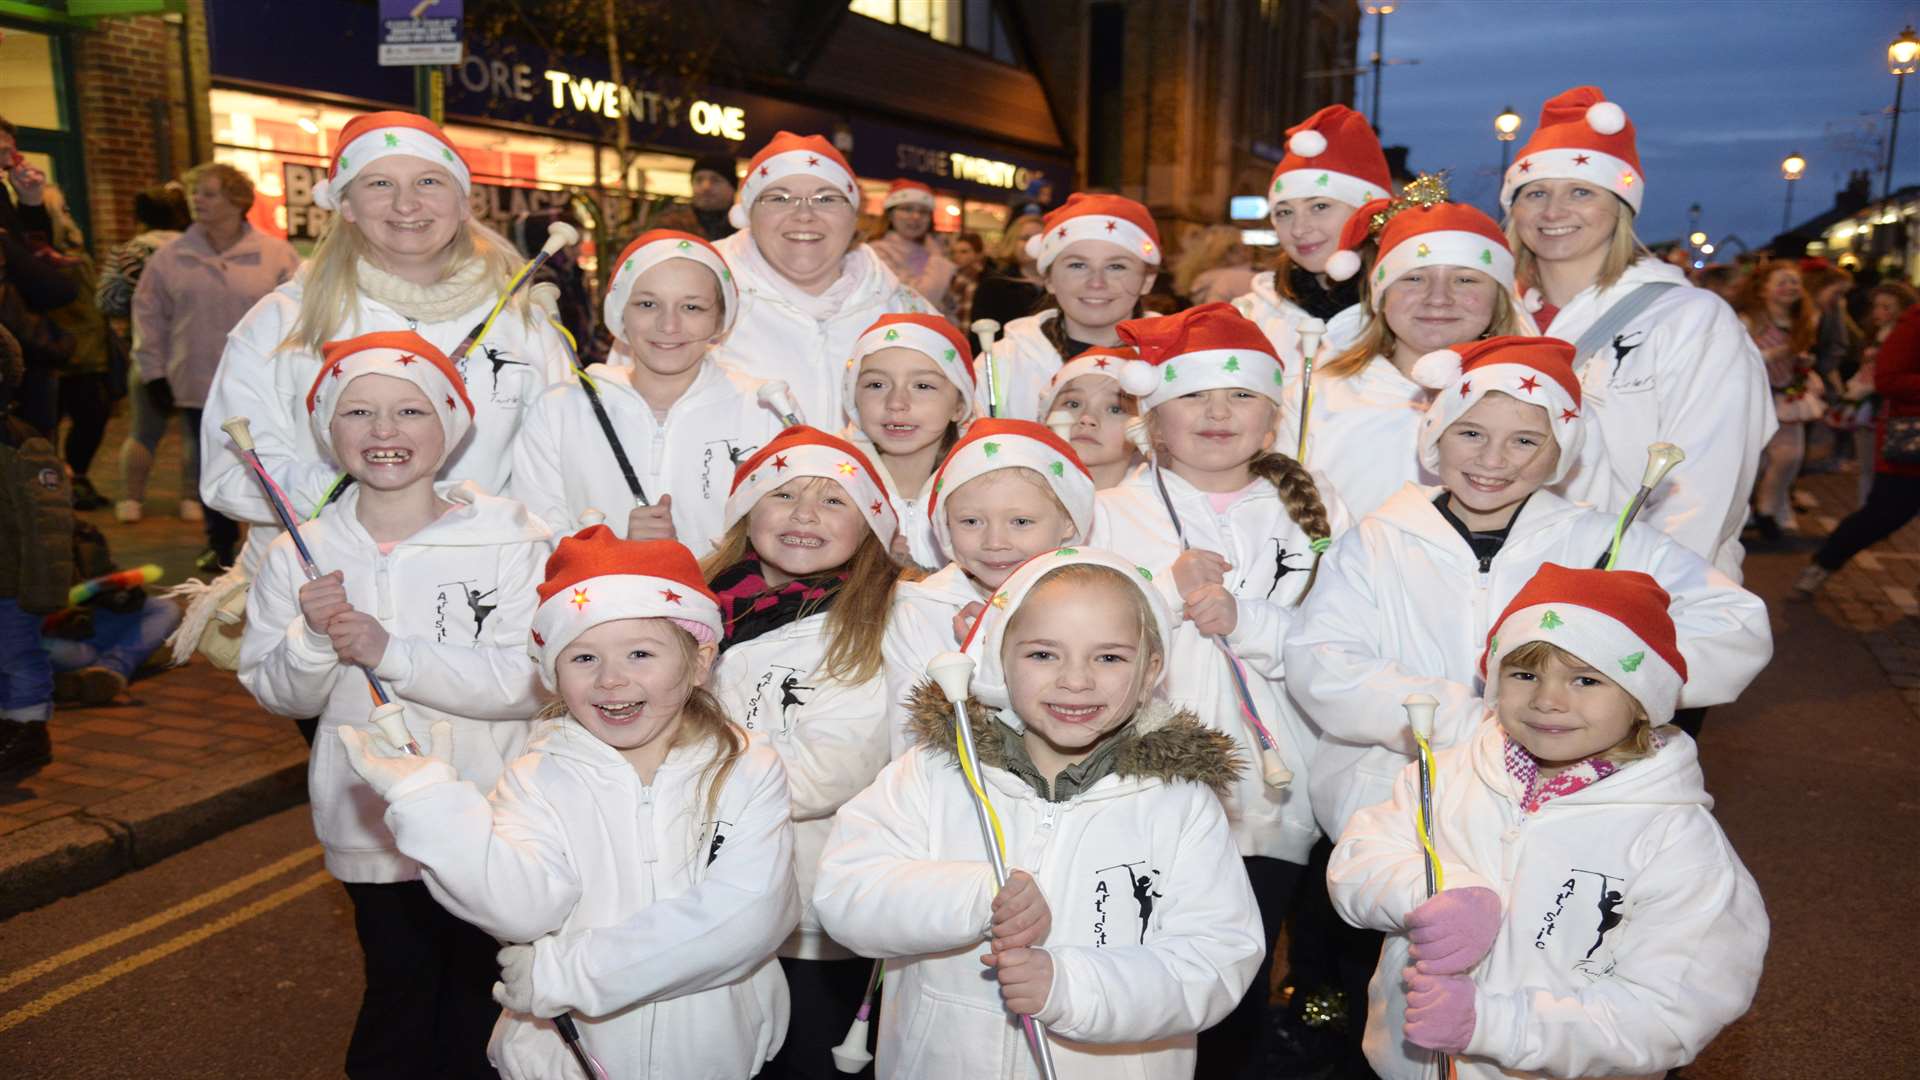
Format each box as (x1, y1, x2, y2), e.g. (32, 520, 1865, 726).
(849, 0, 1021, 65)
(0, 27, 66, 130)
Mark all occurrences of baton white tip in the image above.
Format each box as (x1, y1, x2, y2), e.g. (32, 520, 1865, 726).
(1401, 693, 1440, 737)
(542, 222, 581, 254)
(1260, 747, 1293, 789)
(927, 651, 976, 703)
(831, 1021, 873, 1073)
(219, 416, 257, 452)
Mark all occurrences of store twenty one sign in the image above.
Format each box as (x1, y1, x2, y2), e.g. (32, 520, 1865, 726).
(282, 162, 573, 242)
(894, 142, 1038, 192)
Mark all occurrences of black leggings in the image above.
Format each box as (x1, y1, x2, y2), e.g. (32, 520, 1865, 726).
(59, 372, 112, 477)
(1815, 471, 1920, 571)
(1195, 854, 1308, 1079)
(341, 880, 502, 1080)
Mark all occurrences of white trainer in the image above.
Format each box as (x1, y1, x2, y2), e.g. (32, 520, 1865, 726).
(114, 499, 143, 524)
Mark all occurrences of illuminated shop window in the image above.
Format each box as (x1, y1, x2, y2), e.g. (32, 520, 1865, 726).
(849, 0, 1021, 64)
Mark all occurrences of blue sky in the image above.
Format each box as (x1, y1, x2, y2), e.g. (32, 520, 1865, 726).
(1365, 0, 1917, 250)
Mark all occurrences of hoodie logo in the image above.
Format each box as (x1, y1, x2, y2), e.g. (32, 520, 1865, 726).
(434, 579, 496, 643)
(1609, 330, 1649, 377)
(705, 819, 733, 867)
(1535, 868, 1629, 979)
(1092, 861, 1164, 946)
(702, 439, 759, 500)
(481, 345, 530, 405)
(744, 665, 812, 734)
(1266, 542, 1307, 598)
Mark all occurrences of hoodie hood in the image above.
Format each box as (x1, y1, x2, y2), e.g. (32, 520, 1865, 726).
(904, 679, 1241, 796)
(1467, 713, 1711, 810)
(1370, 483, 1588, 557)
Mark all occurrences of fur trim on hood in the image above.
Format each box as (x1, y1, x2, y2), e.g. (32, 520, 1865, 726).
(905, 679, 1242, 796)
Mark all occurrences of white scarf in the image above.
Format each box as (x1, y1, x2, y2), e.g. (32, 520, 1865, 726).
(355, 254, 496, 325)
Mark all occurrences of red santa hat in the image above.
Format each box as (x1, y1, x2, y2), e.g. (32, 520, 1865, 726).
(1410, 335, 1584, 485)
(729, 131, 860, 230)
(960, 546, 1173, 713)
(1044, 345, 1136, 420)
(1480, 563, 1687, 726)
(924, 419, 1096, 559)
(1115, 302, 1285, 412)
(529, 527, 723, 690)
(882, 179, 936, 211)
(841, 313, 976, 425)
(600, 229, 739, 343)
(1267, 104, 1393, 213)
(725, 425, 897, 546)
(1325, 197, 1517, 307)
(306, 331, 474, 467)
(1025, 193, 1161, 275)
(311, 111, 470, 211)
(1500, 86, 1644, 214)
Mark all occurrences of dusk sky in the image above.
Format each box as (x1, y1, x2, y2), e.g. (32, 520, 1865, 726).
(1367, 0, 1917, 252)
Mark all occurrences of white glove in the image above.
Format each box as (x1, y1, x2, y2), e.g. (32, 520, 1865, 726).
(338, 718, 456, 802)
(493, 942, 554, 1017)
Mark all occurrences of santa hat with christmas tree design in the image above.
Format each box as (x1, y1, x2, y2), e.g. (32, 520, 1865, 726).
(311, 111, 471, 210)
(729, 131, 860, 230)
(841, 313, 977, 423)
(725, 425, 897, 545)
(1114, 303, 1285, 412)
(601, 229, 739, 343)
(1267, 104, 1393, 213)
(1024, 193, 1161, 275)
(1500, 86, 1644, 213)
(529, 527, 722, 689)
(1480, 562, 1686, 726)
(306, 330, 474, 467)
(882, 179, 937, 211)
(924, 418, 1096, 559)
(1410, 335, 1584, 485)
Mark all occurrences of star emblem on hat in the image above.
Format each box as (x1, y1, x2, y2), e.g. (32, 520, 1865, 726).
(330, 363, 345, 379)
(772, 454, 790, 471)
(394, 354, 418, 366)
(1518, 159, 1533, 173)
(1573, 154, 1592, 165)
(1560, 407, 1579, 422)
(1416, 243, 1431, 257)
(1620, 172, 1636, 187)
(1517, 375, 1541, 393)
(989, 592, 1009, 608)
(806, 155, 820, 166)
(837, 461, 857, 476)
(1460, 380, 1472, 397)
(531, 630, 545, 647)
(1056, 227, 1069, 239)
(383, 133, 400, 147)
(662, 589, 683, 604)
(1093, 357, 1111, 369)
(870, 499, 883, 514)
(571, 588, 591, 610)
(1104, 221, 1117, 232)
(445, 394, 456, 410)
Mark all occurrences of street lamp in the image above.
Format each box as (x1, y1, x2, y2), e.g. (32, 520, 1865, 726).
(1688, 230, 1709, 248)
(1884, 26, 1920, 262)
(1495, 105, 1523, 174)
(1781, 151, 1806, 233)
(1364, 4, 1396, 135)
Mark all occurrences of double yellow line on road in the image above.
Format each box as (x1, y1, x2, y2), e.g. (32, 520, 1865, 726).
(0, 845, 330, 1034)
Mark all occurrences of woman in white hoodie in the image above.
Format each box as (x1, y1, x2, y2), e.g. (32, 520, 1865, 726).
(1328, 565, 1768, 1080)
(815, 548, 1263, 1080)
(338, 528, 800, 1080)
(200, 111, 571, 578)
(511, 229, 785, 551)
(713, 131, 929, 428)
(237, 331, 550, 1076)
(1500, 86, 1774, 582)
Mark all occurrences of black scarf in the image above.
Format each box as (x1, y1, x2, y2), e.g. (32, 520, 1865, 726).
(1286, 263, 1363, 321)
(709, 554, 847, 653)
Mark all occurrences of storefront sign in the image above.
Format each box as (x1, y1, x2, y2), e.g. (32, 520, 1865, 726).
(282, 161, 572, 242)
(377, 0, 464, 67)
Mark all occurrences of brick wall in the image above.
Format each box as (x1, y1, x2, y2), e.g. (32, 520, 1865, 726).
(69, 13, 195, 253)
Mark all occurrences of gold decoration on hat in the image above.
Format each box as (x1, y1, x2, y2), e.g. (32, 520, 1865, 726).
(1365, 172, 1452, 236)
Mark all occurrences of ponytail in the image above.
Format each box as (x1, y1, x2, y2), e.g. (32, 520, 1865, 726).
(1249, 451, 1332, 597)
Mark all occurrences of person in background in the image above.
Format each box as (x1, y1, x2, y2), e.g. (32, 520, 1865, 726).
(1733, 259, 1821, 542)
(967, 208, 1046, 329)
(1833, 281, 1920, 506)
(1800, 261, 1859, 476)
(869, 179, 957, 305)
(940, 230, 985, 326)
(40, 520, 182, 704)
(1175, 224, 1257, 307)
(97, 184, 189, 323)
(0, 325, 71, 777)
(1696, 263, 1744, 302)
(0, 116, 81, 439)
(38, 186, 116, 513)
(130, 162, 301, 570)
(690, 153, 740, 242)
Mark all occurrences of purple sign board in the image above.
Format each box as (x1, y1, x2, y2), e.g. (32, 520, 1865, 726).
(379, 0, 463, 67)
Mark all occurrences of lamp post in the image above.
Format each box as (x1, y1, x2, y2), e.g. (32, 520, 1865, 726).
(1495, 105, 1522, 175)
(1364, 4, 1396, 135)
(1885, 26, 1920, 263)
(1781, 152, 1806, 234)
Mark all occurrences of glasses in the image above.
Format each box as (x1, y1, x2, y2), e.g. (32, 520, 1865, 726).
(754, 191, 856, 215)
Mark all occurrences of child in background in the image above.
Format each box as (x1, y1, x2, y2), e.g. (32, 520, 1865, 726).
(815, 547, 1264, 1079)
(841, 313, 977, 568)
(880, 419, 1095, 756)
(700, 425, 906, 1080)
(512, 229, 784, 550)
(1092, 302, 1349, 1077)
(1043, 345, 1141, 490)
(237, 331, 550, 1077)
(1328, 564, 1768, 1080)
(976, 194, 1161, 422)
(339, 528, 799, 1080)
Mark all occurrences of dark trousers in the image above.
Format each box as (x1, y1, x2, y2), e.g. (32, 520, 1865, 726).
(341, 880, 502, 1080)
(1816, 471, 1920, 571)
(1288, 839, 1385, 1077)
(58, 371, 111, 477)
(761, 955, 875, 1080)
(181, 406, 240, 562)
(1195, 854, 1307, 1079)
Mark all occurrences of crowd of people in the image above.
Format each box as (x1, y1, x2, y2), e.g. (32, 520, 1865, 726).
(0, 85, 1812, 1080)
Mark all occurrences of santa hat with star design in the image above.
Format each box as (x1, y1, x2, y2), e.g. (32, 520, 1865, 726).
(924, 419, 1096, 559)
(529, 527, 723, 690)
(841, 313, 977, 423)
(1500, 86, 1644, 213)
(1410, 335, 1584, 485)
(725, 425, 898, 545)
(882, 179, 937, 211)
(1480, 563, 1687, 726)
(601, 229, 739, 343)
(1024, 193, 1161, 276)
(959, 545, 1174, 713)
(729, 131, 860, 230)
(1114, 303, 1285, 412)
(1325, 196, 1518, 307)
(306, 331, 474, 466)
(311, 111, 471, 211)
(1267, 104, 1393, 213)
(1043, 345, 1137, 417)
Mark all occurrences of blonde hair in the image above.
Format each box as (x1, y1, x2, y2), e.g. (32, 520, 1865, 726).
(282, 189, 523, 354)
(1499, 640, 1661, 764)
(1507, 201, 1648, 296)
(1323, 283, 1526, 380)
(1005, 562, 1166, 709)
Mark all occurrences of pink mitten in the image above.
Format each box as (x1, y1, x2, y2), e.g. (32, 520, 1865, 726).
(1407, 886, 1501, 974)
(1402, 966, 1475, 1055)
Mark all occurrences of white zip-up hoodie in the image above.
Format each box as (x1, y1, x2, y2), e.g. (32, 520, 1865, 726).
(511, 355, 785, 552)
(237, 481, 550, 881)
(1536, 258, 1777, 579)
(1328, 717, 1768, 1080)
(971, 309, 1067, 422)
(1283, 484, 1772, 843)
(1276, 354, 1436, 520)
(1091, 465, 1353, 863)
(713, 230, 929, 428)
(383, 719, 800, 1080)
(813, 690, 1264, 1080)
(881, 563, 984, 757)
(1231, 271, 1368, 370)
(711, 609, 890, 960)
(201, 279, 572, 575)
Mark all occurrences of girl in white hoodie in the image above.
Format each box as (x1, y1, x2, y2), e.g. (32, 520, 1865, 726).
(1328, 564, 1768, 1080)
(337, 528, 801, 1080)
(815, 547, 1264, 1080)
(1090, 303, 1349, 1078)
(880, 419, 1096, 756)
(974, 193, 1162, 422)
(700, 424, 908, 1080)
(237, 331, 551, 1077)
(511, 229, 785, 551)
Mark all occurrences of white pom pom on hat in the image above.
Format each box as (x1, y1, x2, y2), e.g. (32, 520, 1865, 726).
(1288, 129, 1329, 158)
(1118, 359, 1161, 397)
(1325, 248, 1363, 282)
(1586, 100, 1627, 136)
(1409, 348, 1465, 391)
(728, 203, 749, 230)
(1025, 232, 1046, 260)
(1522, 287, 1545, 313)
